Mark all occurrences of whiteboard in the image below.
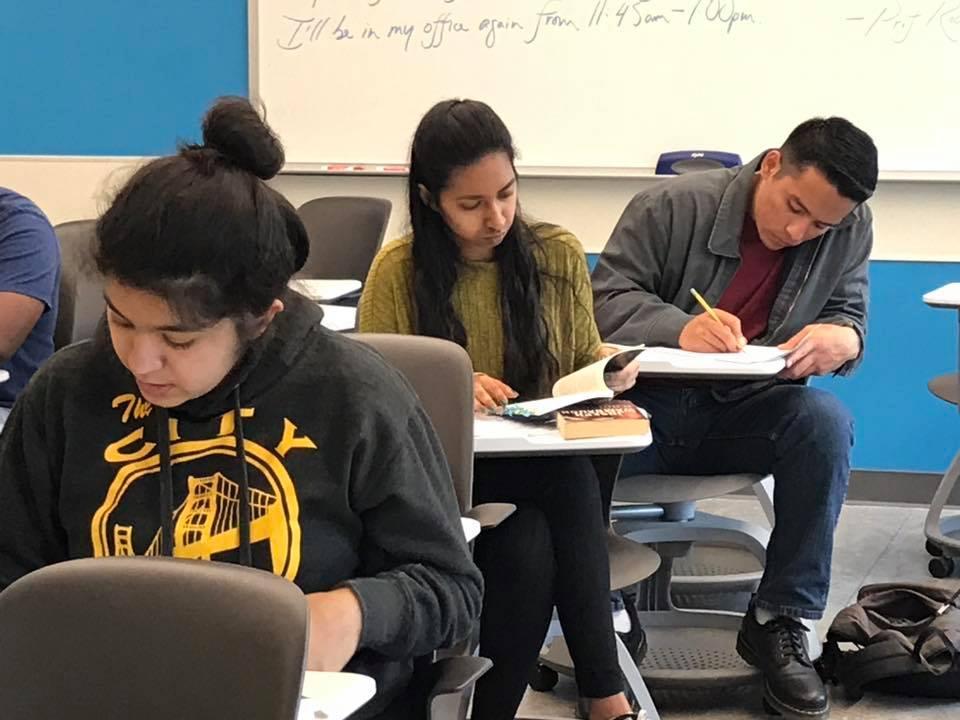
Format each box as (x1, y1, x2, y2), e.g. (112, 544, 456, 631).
(251, 0, 960, 174)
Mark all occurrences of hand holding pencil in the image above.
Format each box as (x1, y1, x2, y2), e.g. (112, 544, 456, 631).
(679, 288, 748, 353)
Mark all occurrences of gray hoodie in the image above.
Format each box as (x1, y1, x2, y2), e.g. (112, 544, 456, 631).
(592, 152, 873, 376)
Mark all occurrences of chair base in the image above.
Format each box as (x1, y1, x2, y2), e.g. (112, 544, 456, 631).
(538, 610, 759, 711)
(925, 448, 960, 577)
(538, 634, 662, 720)
(618, 512, 768, 613)
(616, 510, 770, 555)
(671, 543, 763, 613)
(929, 515, 960, 550)
(637, 609, 760, 706)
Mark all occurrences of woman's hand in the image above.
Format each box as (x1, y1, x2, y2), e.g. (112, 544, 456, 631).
(474, 372, 518, 412)
(604, 358, 642, 394)
(305, 587, 363, 671)
(597, 344, 641, 395)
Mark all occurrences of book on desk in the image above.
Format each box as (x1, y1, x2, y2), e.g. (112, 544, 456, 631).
(556, 399, 651, 440)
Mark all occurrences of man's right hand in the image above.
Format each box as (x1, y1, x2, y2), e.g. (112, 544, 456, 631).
(678, 310, 747, 353)
(474, 373, 518, 412)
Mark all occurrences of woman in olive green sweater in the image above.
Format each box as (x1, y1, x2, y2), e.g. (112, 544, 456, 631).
(359, 99, 640, 720)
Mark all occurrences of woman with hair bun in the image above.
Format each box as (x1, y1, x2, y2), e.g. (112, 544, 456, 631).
(0, 97, 481, 720)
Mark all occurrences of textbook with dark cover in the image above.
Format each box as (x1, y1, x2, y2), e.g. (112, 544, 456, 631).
(556, 399, 651, 440)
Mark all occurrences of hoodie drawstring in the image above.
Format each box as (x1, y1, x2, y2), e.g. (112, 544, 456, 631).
(157, 408, 174, 557)
(233, 387, 252, 566)
(154, 393, 252, 567)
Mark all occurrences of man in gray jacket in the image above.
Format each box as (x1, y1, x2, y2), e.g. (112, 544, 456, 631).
(593, 118, 878, 720)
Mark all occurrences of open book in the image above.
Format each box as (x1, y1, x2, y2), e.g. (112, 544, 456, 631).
(501, 346, 645, 418)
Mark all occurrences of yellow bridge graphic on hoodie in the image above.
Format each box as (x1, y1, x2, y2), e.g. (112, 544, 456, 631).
(92, 405, 317, 581)
(112, 473, 286, 569)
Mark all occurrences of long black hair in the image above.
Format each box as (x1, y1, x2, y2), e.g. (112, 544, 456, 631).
(95, 96, 309, 333)
(408, 99, 557, 397)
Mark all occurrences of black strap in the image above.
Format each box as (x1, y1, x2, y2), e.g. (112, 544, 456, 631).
(832, 639, 924, 696)
(912, 586, 960, 674)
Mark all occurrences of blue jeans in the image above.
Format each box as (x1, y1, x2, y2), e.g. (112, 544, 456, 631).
(620, 382, 853, 620)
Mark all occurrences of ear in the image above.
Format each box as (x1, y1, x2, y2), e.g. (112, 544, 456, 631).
(417, 183, 438, 211)
(252, 299, 285, 338)
(760, 149, 783, 179)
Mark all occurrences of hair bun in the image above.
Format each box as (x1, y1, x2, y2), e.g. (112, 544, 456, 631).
(201, 96, 284, 180)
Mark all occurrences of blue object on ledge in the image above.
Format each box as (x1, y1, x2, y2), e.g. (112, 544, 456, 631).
(656, 151, 743, 175)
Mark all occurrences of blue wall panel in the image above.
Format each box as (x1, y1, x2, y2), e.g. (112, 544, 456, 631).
(1, 2, 248, 156)
(813, 261, 959, 473)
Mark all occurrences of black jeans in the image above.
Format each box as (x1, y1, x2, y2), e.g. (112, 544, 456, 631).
(470, 455, 621, 720)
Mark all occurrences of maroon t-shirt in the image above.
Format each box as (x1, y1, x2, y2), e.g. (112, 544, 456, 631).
(716, 215, 785, 342)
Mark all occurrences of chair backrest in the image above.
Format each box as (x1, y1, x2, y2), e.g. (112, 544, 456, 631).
(352, 334, 474, 514)
(53, 219, 105, 349)
(296, 196, 392, 282)
(0, 556, 308, 720)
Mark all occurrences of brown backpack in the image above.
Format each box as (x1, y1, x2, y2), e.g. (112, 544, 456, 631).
(820, 582, 960, 699)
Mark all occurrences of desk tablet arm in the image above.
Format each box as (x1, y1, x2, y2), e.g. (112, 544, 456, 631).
(425, 656, 493, 720)
(464, 502, 516, 530)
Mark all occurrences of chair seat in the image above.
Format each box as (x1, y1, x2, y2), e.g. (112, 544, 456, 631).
(929, 372, 960, 406)
(607, 531, 660, 590)
(614, 473, 765, 504)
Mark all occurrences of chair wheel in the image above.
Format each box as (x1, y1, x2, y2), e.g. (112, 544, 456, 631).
(528, 664, 558, 692)
(929, 556, 955, 578)
(926, 540, 944, 557)
(762, 697, 781, 716)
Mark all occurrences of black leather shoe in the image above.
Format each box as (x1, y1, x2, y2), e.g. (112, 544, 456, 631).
(737, 610, 829, 719)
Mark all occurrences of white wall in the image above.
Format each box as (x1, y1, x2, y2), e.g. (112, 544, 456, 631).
(3, 158, 960, 261)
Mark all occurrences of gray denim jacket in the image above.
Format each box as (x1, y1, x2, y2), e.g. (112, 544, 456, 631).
(592, 153, 873, 377)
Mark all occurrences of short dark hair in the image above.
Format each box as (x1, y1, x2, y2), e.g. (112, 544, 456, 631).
(780, 117, 878, 204)
(95, 97, 309, 329)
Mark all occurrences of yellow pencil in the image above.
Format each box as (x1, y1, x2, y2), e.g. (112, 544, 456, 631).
(689, 288, 723, 325)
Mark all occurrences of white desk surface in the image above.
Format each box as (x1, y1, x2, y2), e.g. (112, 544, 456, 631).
(320, 305, 358, 332)
(461, 516, 481, 543)
(292, 279, 362, 303)
(298, 671, 376, 720)
(474, 415, 652, 457)
(634, 345, 786, 379)
(923, 283, 960, 308)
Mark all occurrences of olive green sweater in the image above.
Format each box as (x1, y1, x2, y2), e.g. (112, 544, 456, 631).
(358, 223, 602, 391)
